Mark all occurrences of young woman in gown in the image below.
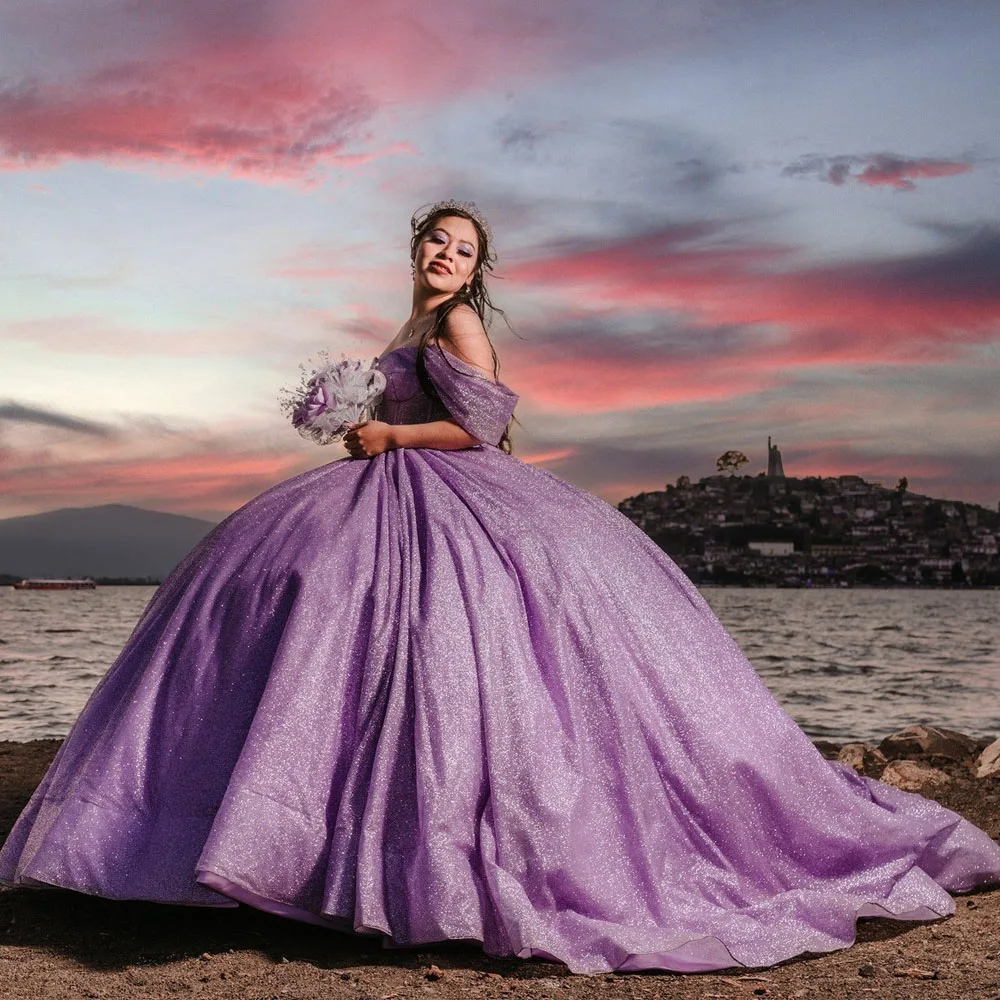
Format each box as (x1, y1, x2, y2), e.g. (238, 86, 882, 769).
(1, 200, 998, 976)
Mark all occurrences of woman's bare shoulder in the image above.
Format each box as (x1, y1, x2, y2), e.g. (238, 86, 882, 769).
(438, 305, 495, 380)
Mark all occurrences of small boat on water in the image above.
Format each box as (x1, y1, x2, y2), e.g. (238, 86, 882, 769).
(11, 578, 97, 590)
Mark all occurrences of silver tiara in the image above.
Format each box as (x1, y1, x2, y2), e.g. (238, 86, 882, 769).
(411, 199, 496, 264)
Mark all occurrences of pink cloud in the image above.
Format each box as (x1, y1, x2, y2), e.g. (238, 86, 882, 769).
(481, 223, 1000, 416)
(1, 444, 312, 517)
(507, 347, 785, 414)
(0, 67, 376, 182)
(0, 1, 569, 181)
(855, 155, 974, 191)
(518, 447, 578, 465)
(504, 228, 1000, 361)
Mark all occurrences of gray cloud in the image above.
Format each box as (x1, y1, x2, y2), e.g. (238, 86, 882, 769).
(822, 223, 1000, 305)
(495, 115, 552, 155)
(782, 152, 975, 191)
(782, 154, 861, 185)
(0, 401, 118, 437)
(514, 310, 757, 367)
(484, 114, 738, 233)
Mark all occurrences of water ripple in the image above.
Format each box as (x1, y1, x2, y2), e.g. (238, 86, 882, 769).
(1, 586, 998, 745)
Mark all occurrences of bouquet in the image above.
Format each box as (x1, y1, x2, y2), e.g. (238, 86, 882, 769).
(278, 351, 387, 446)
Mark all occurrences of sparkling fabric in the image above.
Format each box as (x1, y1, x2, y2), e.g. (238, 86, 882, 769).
(373, 340, 520, 445)
(2, 342, 999, 975)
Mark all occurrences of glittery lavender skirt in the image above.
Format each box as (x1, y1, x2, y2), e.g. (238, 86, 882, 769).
(2, 446, 999, 975)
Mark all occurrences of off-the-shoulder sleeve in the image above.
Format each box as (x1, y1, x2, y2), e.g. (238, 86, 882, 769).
(423, 341, 519, 447)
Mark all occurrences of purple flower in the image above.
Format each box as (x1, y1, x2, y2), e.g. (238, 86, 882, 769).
(291, 378, 331, 429)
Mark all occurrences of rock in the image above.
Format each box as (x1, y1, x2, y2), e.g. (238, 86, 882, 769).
(892, 967, 938, 980)
(878, 725, 979, 762)
(879, 759, 952, 792)
(976, 738, 1000, 778)
(812, 740, 842, 760)
(857, 963, 877, 977)
(837, 743, 887, 775)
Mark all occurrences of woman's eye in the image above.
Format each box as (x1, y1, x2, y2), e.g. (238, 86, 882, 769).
(459, 247, 473, 257)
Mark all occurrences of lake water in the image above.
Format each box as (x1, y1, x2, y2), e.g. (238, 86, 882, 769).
(0, 586, 997, 745)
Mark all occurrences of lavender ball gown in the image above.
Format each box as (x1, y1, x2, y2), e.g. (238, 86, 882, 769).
(2, 341, 998, 975)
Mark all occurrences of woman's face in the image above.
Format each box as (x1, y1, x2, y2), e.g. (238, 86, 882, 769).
(414, 214, 480, 295)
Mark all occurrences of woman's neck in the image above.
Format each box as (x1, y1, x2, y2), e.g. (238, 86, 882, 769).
(409, 288, 455, 323)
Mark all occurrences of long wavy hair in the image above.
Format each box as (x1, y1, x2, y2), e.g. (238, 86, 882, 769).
(408, 202, 519, 454)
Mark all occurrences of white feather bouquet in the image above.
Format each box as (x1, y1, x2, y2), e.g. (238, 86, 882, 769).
(278, 351, 387, 446)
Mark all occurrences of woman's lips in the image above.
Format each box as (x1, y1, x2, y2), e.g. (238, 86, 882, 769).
(428, 262, 450, 274)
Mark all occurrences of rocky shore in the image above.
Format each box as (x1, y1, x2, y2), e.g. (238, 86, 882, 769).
(1, 729, 998, 1000)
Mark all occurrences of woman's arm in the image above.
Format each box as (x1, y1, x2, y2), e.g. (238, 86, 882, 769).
(343, 417, 480, 457)
(388, 419, 480, 450)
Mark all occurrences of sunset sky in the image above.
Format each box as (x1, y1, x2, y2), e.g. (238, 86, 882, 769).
(2, 0, 998, 522)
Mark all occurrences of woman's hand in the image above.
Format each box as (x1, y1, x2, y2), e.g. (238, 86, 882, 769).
(343, 420, 395, 459)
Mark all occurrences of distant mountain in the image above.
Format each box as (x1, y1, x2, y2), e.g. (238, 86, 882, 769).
(0, 504, 219, 579)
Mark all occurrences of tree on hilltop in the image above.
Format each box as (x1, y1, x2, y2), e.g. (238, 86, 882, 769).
(716, 450, 749, 476)
(896, 476, 908, 493)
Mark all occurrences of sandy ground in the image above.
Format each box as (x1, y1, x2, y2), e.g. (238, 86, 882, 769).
(1, 736, 999, 1000)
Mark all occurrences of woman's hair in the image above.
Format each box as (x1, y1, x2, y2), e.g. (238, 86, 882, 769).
(408, 201, 519, 454)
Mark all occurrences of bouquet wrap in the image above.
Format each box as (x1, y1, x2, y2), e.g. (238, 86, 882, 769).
(278, 352, 386, 446)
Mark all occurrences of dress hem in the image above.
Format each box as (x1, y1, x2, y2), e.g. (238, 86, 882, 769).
(191, 867, 958, 976)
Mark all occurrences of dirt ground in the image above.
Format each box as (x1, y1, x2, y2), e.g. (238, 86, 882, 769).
(1, 736, 998, 1000)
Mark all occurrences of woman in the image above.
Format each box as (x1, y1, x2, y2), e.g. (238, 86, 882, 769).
(2, 200, 998, 976)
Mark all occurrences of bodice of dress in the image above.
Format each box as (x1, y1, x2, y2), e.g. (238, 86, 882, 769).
(372, 342, 519, 448)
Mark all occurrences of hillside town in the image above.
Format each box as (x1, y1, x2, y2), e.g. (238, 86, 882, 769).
(617, 438, 1000, 587)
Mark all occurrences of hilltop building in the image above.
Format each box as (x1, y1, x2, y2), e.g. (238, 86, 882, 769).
(747, 540, 795, 557)
(767, 436, 785, 478)
(618, 472, 1000, 587)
